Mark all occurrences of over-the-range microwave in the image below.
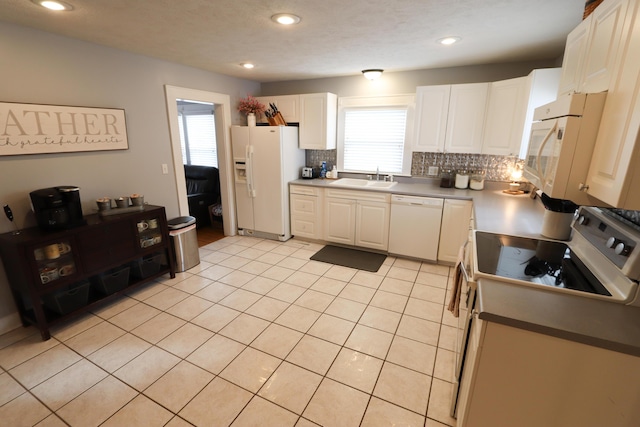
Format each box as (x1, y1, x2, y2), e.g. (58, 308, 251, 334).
(523, 92, 606, 205)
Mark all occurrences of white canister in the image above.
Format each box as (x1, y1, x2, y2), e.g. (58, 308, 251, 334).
(455, 171, 469, 189)
(541, 210, 575, 241)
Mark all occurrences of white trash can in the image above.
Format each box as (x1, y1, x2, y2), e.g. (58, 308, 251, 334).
(168, 216, 200, 272)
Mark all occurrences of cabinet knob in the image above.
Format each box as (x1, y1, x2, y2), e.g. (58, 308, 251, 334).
(578, 183, 589, 191)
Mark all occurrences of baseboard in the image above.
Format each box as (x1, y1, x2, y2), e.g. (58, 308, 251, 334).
(0, 311, 22, 336)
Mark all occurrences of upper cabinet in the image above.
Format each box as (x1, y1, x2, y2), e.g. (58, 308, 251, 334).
(482, 69, 561, 157)
(413, 83, 488, 153)
(584, 0, 640, 209)
(255, 95, 300, 124)
(299, 93, 338, 150)
(481, 77, 528, 157)
(256, 92, 337, 150)
(558, 0, 631, 96)
(413, 85, 450, 152)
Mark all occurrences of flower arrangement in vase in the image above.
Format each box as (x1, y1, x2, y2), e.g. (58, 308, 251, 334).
(237, 95, 266, 126)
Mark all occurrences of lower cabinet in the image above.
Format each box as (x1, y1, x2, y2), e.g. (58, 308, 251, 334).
(458, 318, 640, 426)
(0, 205, 176, 340)
(290, 185, 323, 239)
(324, 189, 390, 251)
(438, 199, 473, 264)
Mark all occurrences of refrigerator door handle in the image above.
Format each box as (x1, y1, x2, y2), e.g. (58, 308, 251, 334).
(246, 145, 256, 198)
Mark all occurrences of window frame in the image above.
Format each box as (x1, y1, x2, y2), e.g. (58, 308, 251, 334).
(177, 101, 218, 167)
(337, 94, 415, 176)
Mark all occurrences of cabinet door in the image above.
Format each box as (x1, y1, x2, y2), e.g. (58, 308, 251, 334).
(581, 0, 630, 94)
(413, 85, 451, 152)
(32, 240, 78, 286)
(482, 77, 528, 156)
(255, 95, 300, 123)
(445, 83, 489, 154)
(438, 199, 473, 264)
(355, 201, 390, 251)
(558, 17, 591, 96)
(324, 197, 356, 245)
(585, 1, 640, 209)
(299, 93, 337, 150)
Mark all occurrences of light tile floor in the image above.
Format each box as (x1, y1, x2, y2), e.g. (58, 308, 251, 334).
(0, 236, 459, 427)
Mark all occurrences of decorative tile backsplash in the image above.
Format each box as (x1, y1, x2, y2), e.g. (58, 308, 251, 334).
(306, 149, 337, 170)
(305, 149, 523, 182)
(411, 152, 524, 181)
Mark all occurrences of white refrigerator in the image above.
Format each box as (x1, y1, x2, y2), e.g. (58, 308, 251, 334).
(231, 126, 305, 241)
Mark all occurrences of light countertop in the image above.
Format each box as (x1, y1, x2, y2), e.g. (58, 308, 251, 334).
(290, 177, 640, 356)
(290, 177, 547, 238)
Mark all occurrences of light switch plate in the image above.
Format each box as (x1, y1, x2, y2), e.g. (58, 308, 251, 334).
(428, 166, 439, 176)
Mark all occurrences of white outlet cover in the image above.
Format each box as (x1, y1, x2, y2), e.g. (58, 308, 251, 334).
(428, 166, 439, 176)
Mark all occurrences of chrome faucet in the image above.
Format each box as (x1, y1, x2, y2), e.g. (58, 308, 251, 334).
(376, 166, 380, 181)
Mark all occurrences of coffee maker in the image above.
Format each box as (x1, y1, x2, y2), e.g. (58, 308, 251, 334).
(30, 186, 86, 231)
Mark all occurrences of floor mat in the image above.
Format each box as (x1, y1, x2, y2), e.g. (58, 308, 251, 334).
(310, 245, 387, 272)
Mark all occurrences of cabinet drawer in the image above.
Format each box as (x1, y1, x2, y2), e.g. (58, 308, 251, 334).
(290, 185, 321, 196)
(291, 217, 319, 238)
(291, 195, 318, 215)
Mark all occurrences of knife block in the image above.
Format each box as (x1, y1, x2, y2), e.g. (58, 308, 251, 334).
(268, 112, 287, 126)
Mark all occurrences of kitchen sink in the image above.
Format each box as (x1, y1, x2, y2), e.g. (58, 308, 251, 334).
(329, 178, 397, 188)
(367, 181, 398, 188)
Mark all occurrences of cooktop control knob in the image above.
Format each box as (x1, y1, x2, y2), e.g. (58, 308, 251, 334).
(606, 236, 618, 248)
(577, 215, 590, 226)
(615, 241, 631, 256)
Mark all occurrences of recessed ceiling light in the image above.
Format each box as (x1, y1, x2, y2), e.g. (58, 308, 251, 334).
(271, 13, 301, 25)
(241, 63, 255, 69)
(438, 36, 461, 46)
(31, 0, 73, 11)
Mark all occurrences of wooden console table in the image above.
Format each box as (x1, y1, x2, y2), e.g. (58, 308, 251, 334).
(0, 205, 176, 340)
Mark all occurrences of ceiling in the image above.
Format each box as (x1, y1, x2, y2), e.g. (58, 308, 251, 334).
(1, 0, 585, 82)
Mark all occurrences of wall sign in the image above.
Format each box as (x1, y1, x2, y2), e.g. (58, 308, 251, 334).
(0, 102, 128, 156)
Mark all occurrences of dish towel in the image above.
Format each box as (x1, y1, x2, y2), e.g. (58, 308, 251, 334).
(447, 245, 465, 318)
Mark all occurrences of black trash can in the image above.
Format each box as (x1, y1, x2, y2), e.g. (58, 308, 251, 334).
(167, 216, 199, 272)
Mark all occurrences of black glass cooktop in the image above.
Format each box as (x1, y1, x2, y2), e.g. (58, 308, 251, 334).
(475, 232, 611, 296)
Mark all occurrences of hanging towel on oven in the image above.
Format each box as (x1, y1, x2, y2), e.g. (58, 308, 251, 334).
(447, 245, 465, 317)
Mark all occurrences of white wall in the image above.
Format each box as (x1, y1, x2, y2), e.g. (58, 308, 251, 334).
(0, 22, 260, 333)
(260, 59, 560, 97)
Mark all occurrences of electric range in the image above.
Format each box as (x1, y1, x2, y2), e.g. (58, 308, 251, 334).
(474, 206, 640, 306)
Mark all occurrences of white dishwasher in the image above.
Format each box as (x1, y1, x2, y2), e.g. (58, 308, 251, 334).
(388, 195, 444, 261)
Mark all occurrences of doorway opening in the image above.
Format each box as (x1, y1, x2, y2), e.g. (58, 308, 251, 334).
(177, 99, 224, 245)
(164, 85, 236, 245)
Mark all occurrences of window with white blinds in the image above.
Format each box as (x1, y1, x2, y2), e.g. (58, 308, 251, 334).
(178, 103, 218, 167)
(338, 95, 414, 175)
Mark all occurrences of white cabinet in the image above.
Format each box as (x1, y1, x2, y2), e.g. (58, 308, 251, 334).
(558, 0, 631, 96)
(458, 320, 640, 427)
(299, 93, 338, 150)
(585, 0, 640, 209)
(437, 199, 473, 264)
(481, 77, 528, 156)
(324, 189, 390, 251)
(482, 69, 561, 158)
(255, 95, 300, 124)
(290, 185, 323, 240)
(446, 83, 489, 153)
(557, 17, 591, 96)
(413, 85, 451, 152)
(413, 83, 489, 153)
